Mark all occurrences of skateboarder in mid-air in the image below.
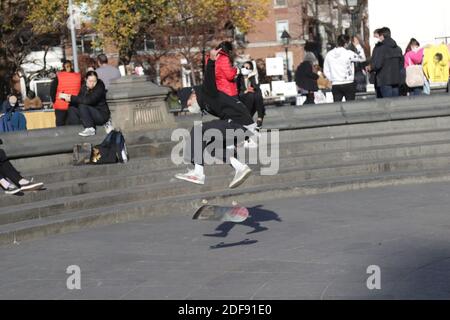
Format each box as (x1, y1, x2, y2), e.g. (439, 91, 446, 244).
(175, 48, 256, 188)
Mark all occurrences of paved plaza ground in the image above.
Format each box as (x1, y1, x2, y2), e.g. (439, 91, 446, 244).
(1, 182, 450, 300)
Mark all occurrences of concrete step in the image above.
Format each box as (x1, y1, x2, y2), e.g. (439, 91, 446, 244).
(17, 128, 450, 185)
(4, 150, 450, 225)
(9, 141, 175, 172)
(3, 166, 450, 246)
(5, 140, 450, 207)
(14, 132, 450, 189)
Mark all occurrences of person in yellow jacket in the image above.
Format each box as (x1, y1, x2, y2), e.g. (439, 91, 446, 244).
(423, 44, 450, 83)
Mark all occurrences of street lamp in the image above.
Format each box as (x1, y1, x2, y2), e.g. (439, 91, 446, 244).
(281, 30, 292, 82)
(346, 0, 359, 36)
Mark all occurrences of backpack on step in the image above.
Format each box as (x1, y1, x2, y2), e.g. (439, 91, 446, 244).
(73, 143, 93, 166)
(91, 130, 129, 165)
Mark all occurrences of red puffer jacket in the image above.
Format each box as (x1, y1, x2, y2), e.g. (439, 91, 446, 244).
(214, 52, 238, 97)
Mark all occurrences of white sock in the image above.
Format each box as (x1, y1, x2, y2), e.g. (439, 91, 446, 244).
(194, 164, 204, 176)
(230, 157, 246, 171)
(19, 179, 29, 186)
(0, 178, 10, 189)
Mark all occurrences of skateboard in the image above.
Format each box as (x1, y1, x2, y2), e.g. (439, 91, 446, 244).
(193, 205, 249, 223)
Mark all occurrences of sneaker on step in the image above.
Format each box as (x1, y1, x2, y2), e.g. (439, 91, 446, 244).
(4, 184, 22, 195)
(104, 120, 114, 134)
(229, 165, 252, 189)
(175, 170, 205, 185)
(79, 127, 96, 137)
(20, 182, 44, 192)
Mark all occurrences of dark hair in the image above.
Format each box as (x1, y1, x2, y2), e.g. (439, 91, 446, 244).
(380, 27, 391, 38)
(374, 28, 382, 36)
(216, 41, 233, 56)
(97, 54, 108, 65)
(243, 61, 254, 70)
(435, 53, 444, 62)
(63, 60, 74, 72)
(405, 38, 420, 53)
(337, 34, 350, 47)
(27, 90, 36, 99)
(85, 70, 98, 79)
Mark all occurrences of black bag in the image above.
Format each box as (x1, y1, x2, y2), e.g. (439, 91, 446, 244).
(91, 130, 129, 165)
(73, 143, 93, 166)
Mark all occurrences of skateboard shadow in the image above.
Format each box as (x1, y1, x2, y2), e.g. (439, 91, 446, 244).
(204, 205, 282, 239)
(209, 239, 259, 250)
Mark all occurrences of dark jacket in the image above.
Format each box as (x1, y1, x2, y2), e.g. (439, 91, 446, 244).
(194, 59, 254, 126)
(237, 74, 260, 94)
(70, 79, 110, 117)
(237, 74, 265, 119)
(372, 37, 405, 86)
(295, 62, 319, 92)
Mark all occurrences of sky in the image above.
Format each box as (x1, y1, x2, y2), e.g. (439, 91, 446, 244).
(368, 0, 450, 51)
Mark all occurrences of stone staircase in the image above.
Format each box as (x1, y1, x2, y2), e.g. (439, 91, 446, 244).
(3, 111, 450, 245)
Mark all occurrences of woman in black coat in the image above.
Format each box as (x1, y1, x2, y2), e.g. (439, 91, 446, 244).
(236, 61, 265, 128)
(295, 52, 319, 104)
(61, 71, 112, 136)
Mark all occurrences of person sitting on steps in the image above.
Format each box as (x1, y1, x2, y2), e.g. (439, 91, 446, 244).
(0, 141, 44, 195)
(60, 71, 113, 137)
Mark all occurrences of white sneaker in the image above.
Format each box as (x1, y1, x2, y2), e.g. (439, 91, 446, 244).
(104, 120, 114, 134)
(175, 170, 205, 185)
(229, 165, 252, 189)
(4, 184, 21, 195)
(79, 127, 96, 137)
(20, 182, 44, 192)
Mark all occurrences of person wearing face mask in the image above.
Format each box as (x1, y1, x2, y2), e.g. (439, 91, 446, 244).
(175, 48, 255, 188)
(324, 35, 366, 102)
(371, 27, 405, 98)
(404, 38, 424, 96)
(368, 29, 383, 98)
(237, 61, 265, 129)
(61, 71, 112, 137)
(50, 60, 82, 126)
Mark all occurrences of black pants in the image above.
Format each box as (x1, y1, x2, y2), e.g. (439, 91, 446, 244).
(239, 92, 266, 119)
(0, 149, 22, 186)
(67, 104, 110, 128)
(303, 92, 315, 105)
(332, 83, 356, 102)
(186, 120, 250, 166)
(55, 109, 68, 127)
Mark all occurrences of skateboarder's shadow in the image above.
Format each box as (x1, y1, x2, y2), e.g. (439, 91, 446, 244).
(204, 205, 282, 239)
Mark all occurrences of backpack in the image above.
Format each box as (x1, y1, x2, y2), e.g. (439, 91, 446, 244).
(73, 143, 93, 166)
(91, 130, 129, 165)
(0, 111, 27, 133)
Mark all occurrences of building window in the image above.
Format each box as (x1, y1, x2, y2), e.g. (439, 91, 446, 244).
(276, 21, 289, 41)
(76, 34, 101, 55)
(136, 35, 156, 52)
(274, 0, 288, 8)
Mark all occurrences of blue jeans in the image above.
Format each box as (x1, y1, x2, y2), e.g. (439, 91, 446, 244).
(409, 87, 423, 96)
(379, 85, 400, 98)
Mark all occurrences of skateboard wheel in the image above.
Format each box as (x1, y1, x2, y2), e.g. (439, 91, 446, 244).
(232, 201, 238, 206)
(202, 199, 208, 204)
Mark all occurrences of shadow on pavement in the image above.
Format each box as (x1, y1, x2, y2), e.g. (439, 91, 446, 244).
(205, 205, 282, 249)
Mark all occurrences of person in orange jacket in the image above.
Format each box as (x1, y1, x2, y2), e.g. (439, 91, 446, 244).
(50, 60, 81, 126)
